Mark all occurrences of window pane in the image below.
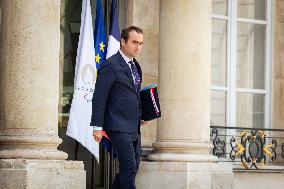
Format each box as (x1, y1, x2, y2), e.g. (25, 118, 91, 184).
(211, 91, 226, 126)
(237, 22, 266, 89)
(212, 19, 227, 87)
(213, 0, 228, 16)
(238, 0, 266, 20)
(236, 93, 264, 128)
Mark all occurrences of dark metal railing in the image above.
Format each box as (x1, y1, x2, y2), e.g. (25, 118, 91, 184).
(210, 126, 284, 169)
(104, 147, 119, 189)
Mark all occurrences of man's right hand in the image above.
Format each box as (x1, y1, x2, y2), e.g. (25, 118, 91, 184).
(93, 130, 103, 142)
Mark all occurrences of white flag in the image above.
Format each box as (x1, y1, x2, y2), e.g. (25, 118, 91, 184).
(66, 0, 99, 162)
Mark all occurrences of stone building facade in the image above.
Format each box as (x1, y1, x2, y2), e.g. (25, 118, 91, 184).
(1, 0, 284, 189)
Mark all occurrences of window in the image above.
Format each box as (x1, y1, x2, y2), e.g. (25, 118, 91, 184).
(211, 0, 273, 128)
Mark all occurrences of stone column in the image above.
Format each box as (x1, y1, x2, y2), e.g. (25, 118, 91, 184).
(0, 0, 67, 160)
(136, 1, 233, 188)
(0, 1, 85, 188)
(147, 0, 216, 162)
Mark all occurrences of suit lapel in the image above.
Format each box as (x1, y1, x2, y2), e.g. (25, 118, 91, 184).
(116, 52, 136, 91)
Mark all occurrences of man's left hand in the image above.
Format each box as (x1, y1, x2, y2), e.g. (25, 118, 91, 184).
(141, 120, 149, 126)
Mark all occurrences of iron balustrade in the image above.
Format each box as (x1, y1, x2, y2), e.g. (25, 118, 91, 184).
(210, 126, 284, 169)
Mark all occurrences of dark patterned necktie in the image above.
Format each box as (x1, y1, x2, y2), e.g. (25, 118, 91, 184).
(129, 61, 141, 91)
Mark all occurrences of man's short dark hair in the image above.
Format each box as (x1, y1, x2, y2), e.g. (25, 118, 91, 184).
(121, 26, 143, 42)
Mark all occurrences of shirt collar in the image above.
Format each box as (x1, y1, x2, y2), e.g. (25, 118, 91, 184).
(119, 50, 133, 64)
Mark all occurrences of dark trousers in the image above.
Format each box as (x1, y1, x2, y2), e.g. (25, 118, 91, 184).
(107, 131, 141, 189)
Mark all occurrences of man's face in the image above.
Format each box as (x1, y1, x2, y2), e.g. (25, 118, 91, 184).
(121, 31, 144, 59)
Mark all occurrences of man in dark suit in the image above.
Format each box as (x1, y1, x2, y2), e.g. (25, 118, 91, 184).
(90, 26, 145, 189)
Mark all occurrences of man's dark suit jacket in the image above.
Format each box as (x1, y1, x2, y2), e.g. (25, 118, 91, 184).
(90, 52, 142, 134)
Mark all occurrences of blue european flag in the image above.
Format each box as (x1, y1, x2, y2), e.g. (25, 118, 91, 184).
(93, 0, 114, 155)
(94, 0, 107, 69)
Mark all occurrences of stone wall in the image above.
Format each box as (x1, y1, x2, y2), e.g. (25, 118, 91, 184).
(273, 0, 284, 130)
(127, 0, 160, 149)
(0, 159, 85, 189)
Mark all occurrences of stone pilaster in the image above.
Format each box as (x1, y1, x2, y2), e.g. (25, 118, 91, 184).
(273, 0, 284, 130)
(127, 0, 160, 152)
